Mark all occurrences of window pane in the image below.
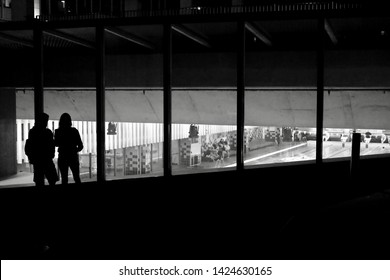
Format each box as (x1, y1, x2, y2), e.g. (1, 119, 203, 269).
(324, 17, 390, 160)
(244, 19, 317, 167)
(171, 22, 237, 175)
(0, 29, 34, 188)
(44, 27, 97, 184)
(105, 24, 163, 180)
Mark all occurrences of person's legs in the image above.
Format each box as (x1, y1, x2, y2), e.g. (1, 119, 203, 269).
(58, 157, 69, 184)
(69, 155, 81, 184)
(33, 164, 45, 186)
(45, 160, 58, 186)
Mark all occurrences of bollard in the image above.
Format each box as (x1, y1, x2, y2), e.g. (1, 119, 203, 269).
(123, 147, 126, 176)
(114, 148, 116, 177)
(350, 132, 361, 179)
(89, 153, 92, 178)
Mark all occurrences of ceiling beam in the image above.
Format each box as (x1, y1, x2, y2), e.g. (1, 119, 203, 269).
(171, 24, 211, 48)
(104, 27, 155, 50)
(245, 22, 272, 47)
(43, 29, 95, 49)
(325, 19, 338, 45)
(0, 32, 33, 48)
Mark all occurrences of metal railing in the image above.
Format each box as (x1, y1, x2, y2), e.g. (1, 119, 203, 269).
(36, 2, 364, 22)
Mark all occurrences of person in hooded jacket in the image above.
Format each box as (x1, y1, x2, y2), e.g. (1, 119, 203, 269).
(25, 112, 58, 186)
(54, 113, 84, 184)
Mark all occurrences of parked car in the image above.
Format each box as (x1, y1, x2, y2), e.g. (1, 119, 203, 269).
(322, 132, 330, 141)
(340, 133, 350, 142)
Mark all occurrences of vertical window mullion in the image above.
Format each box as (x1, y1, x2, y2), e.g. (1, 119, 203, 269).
(163, 23, 172, 177)
(237, 20, 246, 172)
(33, 23, 44, 120)
(316, 17, 325, 166)
(96, 25, 106, 183)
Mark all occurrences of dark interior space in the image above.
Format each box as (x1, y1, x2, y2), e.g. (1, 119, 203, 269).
(1, 0, 390, 262)
(1, 156, 390, 260)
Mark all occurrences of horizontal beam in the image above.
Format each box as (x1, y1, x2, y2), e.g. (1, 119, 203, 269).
(104, 27, 155, 50)
(172, 24, 211, 48)
(325, 18, 338, 45)
(0, 32, 33, 47)
(245, 22, 272, 47)
(43, 29, 95, 49)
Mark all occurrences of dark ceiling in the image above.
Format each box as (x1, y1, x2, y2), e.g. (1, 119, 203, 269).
(0, 11, 389, 54)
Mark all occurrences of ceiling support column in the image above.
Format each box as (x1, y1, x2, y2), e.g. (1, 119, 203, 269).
(316, 17, 325, 167)
(96, 25, 106, 183)
(237, 20, 246, 172)
(33, 23, 44, 121)
(163, 23, 172, 177)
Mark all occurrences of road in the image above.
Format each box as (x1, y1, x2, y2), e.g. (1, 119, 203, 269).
(243, 140, 390, 166)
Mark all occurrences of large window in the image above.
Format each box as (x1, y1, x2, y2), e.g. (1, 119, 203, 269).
(172, 22, 237, 174)
(1, 11, 390, 188)
(244, 19, 317, 167)
(43, 27, 97, 184)
(0, 29, 34, 188)
(105, 24, 164, 180)
(324, 17, 390, 160)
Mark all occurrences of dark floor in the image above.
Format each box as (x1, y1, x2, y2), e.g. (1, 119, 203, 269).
(1, 157, 390, 260)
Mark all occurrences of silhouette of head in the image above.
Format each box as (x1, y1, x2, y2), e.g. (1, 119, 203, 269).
(36, 112, 49, 128)
(59, 113, 72, 128)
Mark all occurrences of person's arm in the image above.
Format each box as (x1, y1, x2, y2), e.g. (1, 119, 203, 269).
(48, 130, 56, 159)
(75, 129, 84, 152)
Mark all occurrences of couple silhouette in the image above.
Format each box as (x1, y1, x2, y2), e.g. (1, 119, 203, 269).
(25, 112, 84, 186)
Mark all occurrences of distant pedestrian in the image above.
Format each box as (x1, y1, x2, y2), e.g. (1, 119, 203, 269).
(381, 133, 387, 144)
(24, 112, 58, 187)
(275, 130, 281, 146)
(54, 113, 84, 184)
(364, 131, 372, 148)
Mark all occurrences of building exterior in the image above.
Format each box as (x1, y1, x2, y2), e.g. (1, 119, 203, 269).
(2, 0, 390, 261)
(2, 0, 246, 21)
(1, 0, 390, 184)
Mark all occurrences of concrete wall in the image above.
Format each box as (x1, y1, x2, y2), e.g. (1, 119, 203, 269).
(3, 48, 390, 128)
(0, 88, 17, 178)
(14, 87, 390, 129)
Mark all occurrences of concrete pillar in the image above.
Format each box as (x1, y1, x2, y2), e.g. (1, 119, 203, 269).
(0, 88, 17, 178)
(16, 119, 22, 164)
(316, 17, 325, 166)
(96, 25, 106, 182)
(236, 20, 245, 171)
(350, 132, 361, 179)
(163, 23, 172, 177)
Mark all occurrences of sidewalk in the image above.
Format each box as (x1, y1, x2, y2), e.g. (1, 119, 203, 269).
(0, 172, 34, 188)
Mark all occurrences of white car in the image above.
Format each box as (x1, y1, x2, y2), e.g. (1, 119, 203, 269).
(322, 132, 330, 141)
(340, 134, 349, 142)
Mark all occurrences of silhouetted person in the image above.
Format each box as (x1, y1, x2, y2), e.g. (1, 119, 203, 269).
(25, 112, 58, 187)
(55, 113, 84, 185)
